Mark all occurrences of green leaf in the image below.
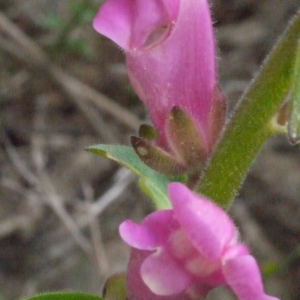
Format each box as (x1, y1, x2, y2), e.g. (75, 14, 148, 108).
(21, 292, 102, 300)
(197, 11, 300, 208)
(289, 38, 300, 143)
(86, 144, 181, 209)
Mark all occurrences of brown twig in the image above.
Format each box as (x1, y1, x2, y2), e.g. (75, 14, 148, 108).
(82, 183, 110, 275)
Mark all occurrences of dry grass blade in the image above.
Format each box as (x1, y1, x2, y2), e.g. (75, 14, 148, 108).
(31, 97, 93, 257)
(82, 183, 109, 275)
(0, 11, 141, 132)
(89, 168, 134, 219)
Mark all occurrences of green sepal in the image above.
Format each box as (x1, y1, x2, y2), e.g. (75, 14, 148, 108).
(131, 136, 187, 176)
(138, 124, 158, 140)
(21, 292, 102, 300)
(102, 273, 127, 300)
(86, 144, 182, 209)
(289, 38, 300, 144)
(166, 106, 205, 169)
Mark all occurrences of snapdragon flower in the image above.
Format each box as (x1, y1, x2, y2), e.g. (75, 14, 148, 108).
(119, 183, 279, 300)
(93, 0, 225, 176)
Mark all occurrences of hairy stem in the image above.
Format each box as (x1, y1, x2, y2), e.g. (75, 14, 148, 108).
(197, 11, 300, 208)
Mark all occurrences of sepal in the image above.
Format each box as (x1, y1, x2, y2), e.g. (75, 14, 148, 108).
(139, 124, 158, 141)
(103, 273, 127, 300)
(166, 106, 205, 171)
(131, 136, 187, 176)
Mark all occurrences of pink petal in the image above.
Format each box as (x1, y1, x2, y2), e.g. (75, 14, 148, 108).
(223, 244, 250, 261)
(127, 0, 216, 148)
(223, 255, 280, 300)
(119, 210, 174, 250)
(93, 0, 171, 51)
(93, 0, 132, 50)
(141, 250, 191, 295)
(168, 183, 236, 262)
(130, 0, 171, 49)
(161, 0, 180, 21)
(127, 249, 193, 300)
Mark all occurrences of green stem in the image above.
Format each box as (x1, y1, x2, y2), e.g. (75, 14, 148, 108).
(197, 11, 300, 208)
(289, 38, 300, 143)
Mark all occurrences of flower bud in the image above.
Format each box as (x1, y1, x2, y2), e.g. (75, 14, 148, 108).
(93, 0, 226, 175)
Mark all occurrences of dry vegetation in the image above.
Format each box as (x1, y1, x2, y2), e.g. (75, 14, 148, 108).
(0, 1, 300, 300)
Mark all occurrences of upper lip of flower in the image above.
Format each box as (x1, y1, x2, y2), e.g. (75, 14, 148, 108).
(93, 0, 226, 178)
(93, 0, 179, 52)
(139, 23, 172, 50)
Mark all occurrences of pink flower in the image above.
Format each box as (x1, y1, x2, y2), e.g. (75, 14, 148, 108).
(119, 183, 279, 300)
(93, 0, 225, 175)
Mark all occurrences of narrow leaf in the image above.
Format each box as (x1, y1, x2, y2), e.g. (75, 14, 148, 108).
(86, 144, 177, 209)
(21, 292, 102, 300)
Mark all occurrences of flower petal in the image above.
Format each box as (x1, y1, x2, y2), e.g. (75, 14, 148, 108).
(127, 249, 193, 300)
(127, 0, 216, 148)
(141, 249, 191, 295)
(93, 0, 132, 50)
(168, 182, 236, 261)
(93, 0, 172, 51)
(223, 244, 250, 261)
(130, 0, 171, 49)
(119, 210, 174, 250)
(223, 255, 280, 300)
(161, 0, 179, 21)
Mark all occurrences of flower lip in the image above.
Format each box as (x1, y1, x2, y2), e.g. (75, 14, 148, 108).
(92, 0, 132, 50)
(93, 0, 177, 52)
(119, 209, 175, 250)
(168, 182, 236, 262)
(141, 23, 171, 50)
(141, 250, 192, 295)
(120, 183, 279, 300)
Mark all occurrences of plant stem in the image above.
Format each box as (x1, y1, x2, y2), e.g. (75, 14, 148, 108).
(197, 11, 300, 208)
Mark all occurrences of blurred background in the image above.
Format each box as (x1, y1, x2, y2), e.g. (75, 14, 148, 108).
(0, 0, 300, 299)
